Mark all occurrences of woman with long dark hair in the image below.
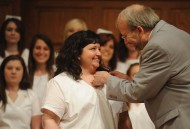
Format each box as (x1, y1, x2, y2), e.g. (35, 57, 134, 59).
(0, 55, 41, 129)
(0, 18, 29, 66)
(28, 34, 55, 105)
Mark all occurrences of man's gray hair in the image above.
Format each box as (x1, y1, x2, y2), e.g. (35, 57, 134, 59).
(117, 4, 160, 31)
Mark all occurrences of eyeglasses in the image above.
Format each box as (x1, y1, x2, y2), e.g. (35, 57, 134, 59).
(121, 31, 131, 40)
(121, 27, 137, 39)
(121, 34, 127, 40)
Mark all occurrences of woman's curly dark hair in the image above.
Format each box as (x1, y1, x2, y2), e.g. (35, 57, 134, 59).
(55, 30, 100, 80)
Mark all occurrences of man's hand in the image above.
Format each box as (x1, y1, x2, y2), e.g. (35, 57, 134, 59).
(92, 71, 110, 87)
(110, 71, 131, 80)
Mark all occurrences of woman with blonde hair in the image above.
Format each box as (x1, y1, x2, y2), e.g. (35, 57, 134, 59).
(63, 18, 87, 40)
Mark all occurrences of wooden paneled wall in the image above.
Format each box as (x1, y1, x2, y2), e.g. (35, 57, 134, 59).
(1, 0, 190, 51)
(0, 0, 21, 24)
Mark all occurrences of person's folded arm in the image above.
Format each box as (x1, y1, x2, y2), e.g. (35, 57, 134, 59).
(41, 109, 60, 129)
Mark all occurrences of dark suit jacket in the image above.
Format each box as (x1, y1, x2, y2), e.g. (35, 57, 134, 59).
(106, 20, 190, 129)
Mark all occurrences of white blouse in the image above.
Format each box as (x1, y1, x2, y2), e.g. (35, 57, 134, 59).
(42, 72, 115, 129)
(0, 49, 29, 66)
(103, 85, 128, 128)
(0, 89, 41, 129)
(116, 59, 139, 74)
(32, 74, 49, 105)
(129, 103, 155, 129)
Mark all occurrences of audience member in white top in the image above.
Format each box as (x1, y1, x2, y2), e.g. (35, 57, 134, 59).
(126, 63, 155, 129)
(96, 28, 117, 71)
(41, 30, 115, 129)
(116, 37, 140, 74)
(53, 18, 88, 57)
(97, 28, 132, 129)
(0, 18, 29, 66)
(28, 34, 55, 105)
(0, 55, 41, 129)
(63, 18, 88, 41)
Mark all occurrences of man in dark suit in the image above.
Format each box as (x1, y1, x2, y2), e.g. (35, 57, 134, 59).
(93, 4, 190, 129)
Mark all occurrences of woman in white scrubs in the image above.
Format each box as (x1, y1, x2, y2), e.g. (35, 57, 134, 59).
(41, 30, 116, 129)
(28, 34, 55, 105)
(0, 55, 41, 129)
(0, 18, 29, 66)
